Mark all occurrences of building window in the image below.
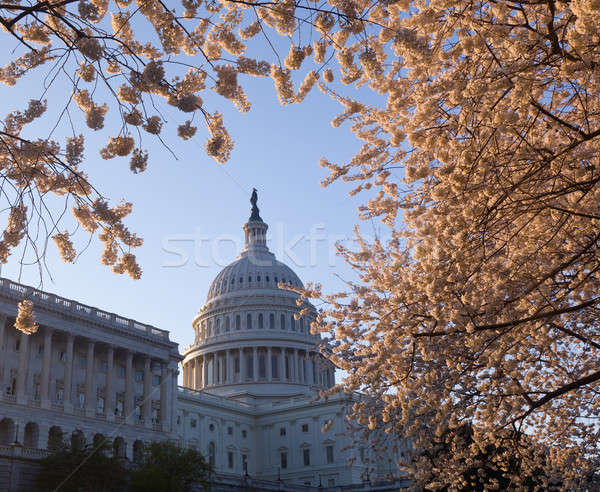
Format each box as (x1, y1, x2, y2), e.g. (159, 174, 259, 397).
(248, 276, 252, 282)
(242, 454, 248, 474)
(225, 317, 230, 332)
(14, 339, 20, 351)
(59, 351, 66, 362)
(247, 355, 253, 379)
(266, 275, 270, 282)
(56, 389, 63, 402)
(228, 426, 233, 435)
(272, 355, 278, 379)
(280, 427, 286, 436)
(216, 318, 221, 334)
(328, 479, 335, 486)
(97, 396, 105, 413)
(135, 370, 143, 382)
(78, 393, 85, 408)
(302, 424, 309, 433)
(246, 314, 252, 330)
(228, 451, 234, 469)
(236, 315, 241, 330)
(300, 318, 304, 332)
(280, 314, 285, 330)
(191, 419, 197, 428)
(257, 275, 261, 282)
(153, 375, 160, 385)
(258, 313, 263, 329)
(359, 447, 366, 461)
(79, 356, 86, 368)
(326, 445, 334, 464)
(208, 442, 215, 468)
(235, 356, 240, 374)
(177, 415, 181, 425)
(303, 449, 310, 466)
(116, 400, 124, 417)
(38, 344, 44, 356)
(259, 355, 266, 378)
(290, 315, 295, 331)
(100, 361, 108, 373)
(280, 452, 287, 469)
(118, 365, 126, 377)
(242, 429, 247, 438)
(269, 313, 275, 329)
(209, 423, 215, 431)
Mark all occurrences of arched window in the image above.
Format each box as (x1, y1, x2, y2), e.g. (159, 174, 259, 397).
(71, 430, 85, 451)
(133, 440, 144, 463)
(247, 314, 252, 330)
(216, 318, 221, 334)
(290, 315, 295, 331)
(258, 313, 264, 329)
(113, 437, 126, 458)
(47, 426, 63, 451)
(280, 314, 285, 330)
(225, 317, 230, 332)
(0, 418, 15, 446)
(236, 315, 241, 330)
(24, 422, 39, 448)
(269, 313, 275, 329)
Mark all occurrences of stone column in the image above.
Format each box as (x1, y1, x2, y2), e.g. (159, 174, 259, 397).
(203, 355, 208, 388)
(160, 362, 168, 430)
(293, 349, 299, 384)
(85, 341, 95, 417)
(16, 331, 30, 404)
(195, 358, 201, 390)
(143, 356, 152, 428)
(0, 314, 6, 391)
(226, 350, 232, 384)
(220, 353, 226, 383)
(279, 348, 285, 382)
(63, 334, 74, 411)
(267, 347, 272, 381)
(239, 347, 246, 382)
(212, 352, 217, 385)
(170, 368, 177, 431)
(40, 327, 53, 408)
(125, 351, 134, 424)
(106, 346, 114, 421)
(252, 347, 258, 381)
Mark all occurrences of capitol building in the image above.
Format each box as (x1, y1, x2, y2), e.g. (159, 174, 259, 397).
(0, 194, 407, 491)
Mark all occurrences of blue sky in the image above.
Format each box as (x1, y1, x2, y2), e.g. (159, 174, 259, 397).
(0, 46, 391, 355)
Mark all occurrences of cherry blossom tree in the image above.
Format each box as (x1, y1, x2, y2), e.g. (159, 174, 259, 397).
(289, 0, 600, 488)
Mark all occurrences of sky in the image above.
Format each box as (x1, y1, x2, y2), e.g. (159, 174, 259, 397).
(0, 31, 391, 357)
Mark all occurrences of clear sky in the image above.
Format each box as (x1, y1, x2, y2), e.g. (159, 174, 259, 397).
(0, 45, 388, 356)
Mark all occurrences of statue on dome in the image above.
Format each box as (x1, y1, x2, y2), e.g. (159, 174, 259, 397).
(249, 188, 262, 221)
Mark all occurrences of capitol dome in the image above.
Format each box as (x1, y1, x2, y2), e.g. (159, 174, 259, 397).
(181, 191, 335, 401)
